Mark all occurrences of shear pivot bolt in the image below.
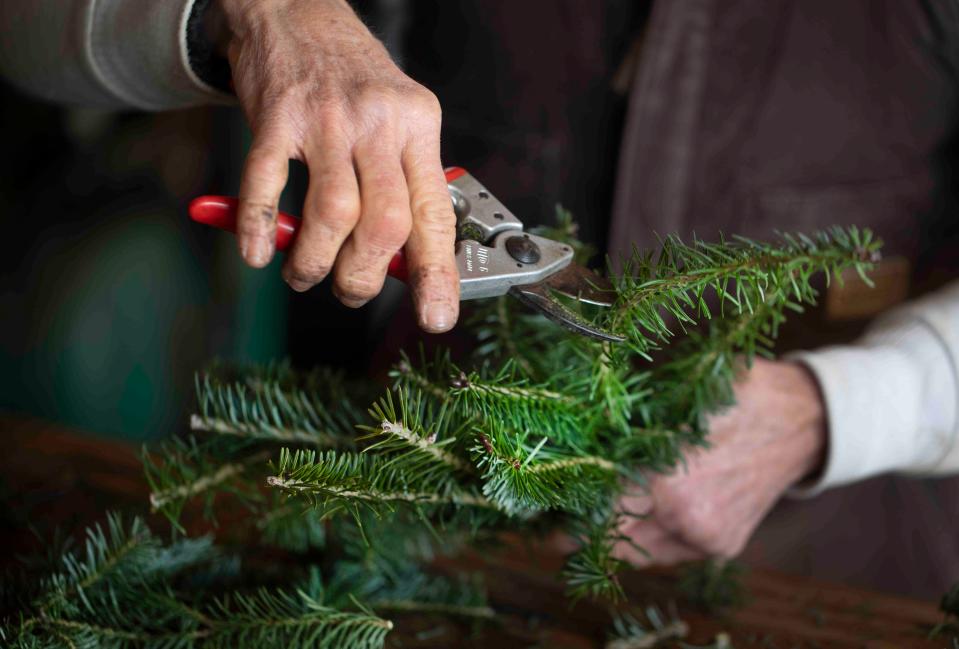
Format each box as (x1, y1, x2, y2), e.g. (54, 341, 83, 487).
(506, 235, 541, 264)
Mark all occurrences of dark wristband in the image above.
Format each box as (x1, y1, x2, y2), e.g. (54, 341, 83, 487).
(186, 0, 233, 93)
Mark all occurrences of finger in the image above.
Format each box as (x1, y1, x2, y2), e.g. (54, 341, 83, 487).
(236, 125, 291, 268)
(283, 136, 360, 292)
(402, 138, 459, 332)
(331, 137, 411, 307)
(619, 491, 655, 517)
(614, 521, 704, 566)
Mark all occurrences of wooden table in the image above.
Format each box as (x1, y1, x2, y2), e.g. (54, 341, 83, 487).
(0, 413, 951, 648)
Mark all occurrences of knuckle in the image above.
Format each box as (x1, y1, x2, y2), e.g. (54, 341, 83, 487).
(411, 189, 456, 217)
(354, 84, 399, 121)
(677, 502, 722, 546)
(313, 191, 361, 229)
(367, 205, 412, 248)
(335, 270, 382, 302)
(237, 201, 276, 233)
(244, 149, 284, 181)
(287, 256, 331, 285)
(412, 201, 456, 236)
(410, 261, 458, 296)
(410, 87, 442, 122)
(312, 97, 348, 128)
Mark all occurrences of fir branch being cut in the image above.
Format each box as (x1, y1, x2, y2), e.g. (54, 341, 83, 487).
(132, 223, 878, 626)
(606, 227, 879, 355)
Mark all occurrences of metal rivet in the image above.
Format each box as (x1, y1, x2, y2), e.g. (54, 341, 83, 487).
(506, 235, 541, 264)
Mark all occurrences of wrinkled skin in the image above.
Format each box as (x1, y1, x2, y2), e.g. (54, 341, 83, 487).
(215, 0, 459, 332)
(616, 359, 827, 565)
(213, 2, 828, 563)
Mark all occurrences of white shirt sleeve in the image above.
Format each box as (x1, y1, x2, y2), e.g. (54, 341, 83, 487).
(789, 280, 959, 496)
(0, 0, 232, 110)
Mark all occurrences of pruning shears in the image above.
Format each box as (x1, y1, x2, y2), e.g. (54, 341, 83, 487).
(188, 167, 623, 342)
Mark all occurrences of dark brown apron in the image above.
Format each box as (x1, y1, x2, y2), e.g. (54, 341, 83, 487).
(404, 0, 959, 597)
(611, 0, 959, 597)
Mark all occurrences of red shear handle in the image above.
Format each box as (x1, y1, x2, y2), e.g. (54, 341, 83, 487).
(188, 167, 466, 283)
(188, 195, 409, 282)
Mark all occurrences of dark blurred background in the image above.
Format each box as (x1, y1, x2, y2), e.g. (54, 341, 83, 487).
(0, 0, 645, 441)
(5, 0, 959, 602)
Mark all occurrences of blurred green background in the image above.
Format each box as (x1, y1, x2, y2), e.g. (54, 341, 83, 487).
(0, 99, 293, 440)
(0, 0, 635, 441)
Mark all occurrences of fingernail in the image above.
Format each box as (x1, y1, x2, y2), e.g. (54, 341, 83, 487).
(331, 287, 368, 308)
(422, 301, 456, 332)
(247, 238, 273, 267)
(341, 297, 369, 309)
(286, 278, 311, 292)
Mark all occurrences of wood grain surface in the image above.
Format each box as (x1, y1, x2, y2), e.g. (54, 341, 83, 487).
(0, 413, 951, 648)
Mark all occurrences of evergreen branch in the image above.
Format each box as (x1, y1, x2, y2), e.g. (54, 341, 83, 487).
(468, 295, 565, 383)
(607, 227, 880, 353)
(495, 296, 536, 376)
(451, 366, 586, 445)
(267, 448, 498, 512)
(203, 589, 392, 648)
(256, 500, 327, 552)
(455, 376, 571, 404)
(563, 511, 642, 602)
(642, 292, 789, 446)
(149, 450, 271, 512)
(930, 582, 959, 639)
(143, 436, 270, 528)
(472, 425, 620, 515)
(375, 420, 471, 473)
(372, 600, 496, 619)
(325, 549, 496, 621)
(190, 413, 331, 446)
(607, 605, 689, 649)
(35, 513, 212, 615)
(390, 351, 454, 402)
(678, 559, 748, 613)
(8, 220, 886, 646)
(613, 427, 687, 475)
(6, 517, 400, 649)
(194, 368, 362, 450)
(267, 477, 493, 508)
(360, 387, 474, 475)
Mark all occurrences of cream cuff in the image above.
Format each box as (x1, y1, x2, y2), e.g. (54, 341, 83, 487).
(787, 289, 959, 496)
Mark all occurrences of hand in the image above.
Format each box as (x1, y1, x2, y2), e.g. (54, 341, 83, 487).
(215, 0, 459, 332)
(617, 359, 827, 565)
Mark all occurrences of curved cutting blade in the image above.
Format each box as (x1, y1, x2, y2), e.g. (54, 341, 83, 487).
(508, 265, 624, 343)
(538, 263, 619, 306)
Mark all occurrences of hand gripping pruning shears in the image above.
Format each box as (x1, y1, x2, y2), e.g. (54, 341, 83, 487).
(188, 167, 623, 342)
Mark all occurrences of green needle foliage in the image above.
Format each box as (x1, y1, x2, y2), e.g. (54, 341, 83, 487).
(145, 225, 877, 604)
(6, 221, 880, 647)
(606, 605, 690, 649)
(2, 513, 391, 649)
(678, 560, 748, 613)
(2, 514, 489, 648)
(931, 581, 959, 639)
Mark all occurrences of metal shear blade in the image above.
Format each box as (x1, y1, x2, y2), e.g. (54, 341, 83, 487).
(509, 265, 625, 343)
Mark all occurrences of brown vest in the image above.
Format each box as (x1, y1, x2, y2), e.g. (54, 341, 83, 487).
(405, 0, 959, 597)
(611, 0, 959, 597)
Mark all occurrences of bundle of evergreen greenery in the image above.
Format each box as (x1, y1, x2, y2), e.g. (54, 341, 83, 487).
(2, 215, 880, 648)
